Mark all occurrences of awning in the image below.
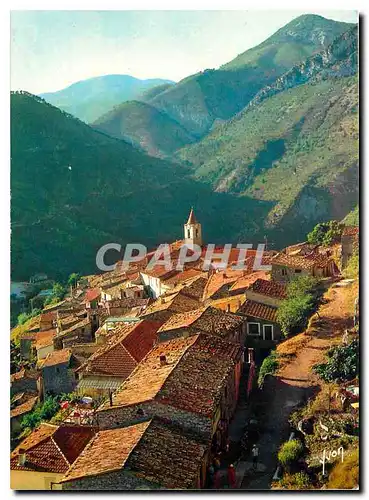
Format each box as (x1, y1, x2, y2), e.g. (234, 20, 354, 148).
(77, 377, 124, 391)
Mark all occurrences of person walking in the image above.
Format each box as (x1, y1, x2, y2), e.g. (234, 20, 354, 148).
(227, 464, 236, 489)
(252, 444, 259, 471)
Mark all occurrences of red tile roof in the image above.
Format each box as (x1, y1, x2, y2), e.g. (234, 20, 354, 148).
(157, 305, 245, 338)
(248, 279, 287, 299)
(271, 251, 333, 270)
(239, 300, 278, 322)
(85, 288, 101, 303)
(78, 321, 161, 379)
(10, 395, 38, 418)
(156, 334, 243, 417)
(99, 336, 197, 410)
(229, 271, 269, 294)
(59, 422, 150, 482)
(34, 329, 56, 350)
(40, 311, 57, 323)
(11, 424, 96, 473)
(41, 348, 72, 368)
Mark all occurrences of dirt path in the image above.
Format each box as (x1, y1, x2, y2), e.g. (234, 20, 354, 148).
(240, 281, 357, 490)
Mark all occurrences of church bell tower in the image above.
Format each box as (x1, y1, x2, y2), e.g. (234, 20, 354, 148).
(184, 208, 203, 248)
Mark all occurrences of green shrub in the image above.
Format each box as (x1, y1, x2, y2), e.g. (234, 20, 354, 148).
(313, 339, 359, 383)
(21, 396, 60, 430)
(17, 308, 41, 325)
(343, 250, 359, 279)
(277, 276, 319, 337)
(278, 439, 304, 467)
(307, 221, 344, 246)
(258, 351, 279, 387)
(275, 472, 312, 490)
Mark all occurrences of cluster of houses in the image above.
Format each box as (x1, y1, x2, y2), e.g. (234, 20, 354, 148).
(10, 210, 358, 490)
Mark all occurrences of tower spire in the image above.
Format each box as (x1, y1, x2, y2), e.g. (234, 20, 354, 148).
(186, 207, 197, 225)
(184, 207, 202, 247)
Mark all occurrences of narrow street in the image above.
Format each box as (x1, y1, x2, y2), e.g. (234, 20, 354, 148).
(215, 281, 357, 490)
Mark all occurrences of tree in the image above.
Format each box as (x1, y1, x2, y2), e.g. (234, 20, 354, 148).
(44, 282, 66, 305)
(307, 221, 344, 246)
(67, 272, 80, 289)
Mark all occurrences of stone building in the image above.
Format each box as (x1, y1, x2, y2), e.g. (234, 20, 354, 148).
(76, 320, 162, 397)
(341, 226, 359, 269)
(40, 349, 77, 396)
(11, 423, 96, 490)
(156, 305, 247, 345)
(59, 419, 208, 490)
(96, 333, 243, 450)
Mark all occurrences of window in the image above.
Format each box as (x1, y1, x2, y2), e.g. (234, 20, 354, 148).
(247, 322, 260, 335)
(281, 269, 287, 276)
(187, 229, 191, 238)
(295, 269, 302, 274)
(196, 229, 199, 237)
(263, 324, 274, 341)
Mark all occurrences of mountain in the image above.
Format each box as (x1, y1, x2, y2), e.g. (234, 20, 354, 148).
(92, 14, 353, 156)
(93, 100, 196, 157)
(178, 26, 358, 244)
(11, 92, 270, 280)
(39, 75, 175, 123)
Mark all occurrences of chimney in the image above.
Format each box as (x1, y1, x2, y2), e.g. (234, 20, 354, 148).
(18, 448, 26, 466)
(159, 355, 167, 366)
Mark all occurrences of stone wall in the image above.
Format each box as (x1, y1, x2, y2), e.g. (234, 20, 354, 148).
(62, 470, 158, 491)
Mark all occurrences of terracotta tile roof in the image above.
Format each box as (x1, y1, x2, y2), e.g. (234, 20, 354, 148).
(59, 422, 150, 483)
(20, 331, 38, 341)
(141, 291, 199, 318)
(99, 336, 197, 410)
(141, 267, 179, 280)
(11, 368, 39, 383)
(126, 419, 206, 489)
(271, 251, 333, 270)
(157, 306, 244, 338)
(107, 297, 150, 310)
(40, 311, 57, 323)
(41, 348, 72, 368)
(229, 271, 269, 294)
(182, 276, 208, 301)
(58, 317, 90, 337)
(77, 321, 161, 379)
(34, 329, 57, 350)
(157, 307, 206, 332)
(342, 226, 359, 237)
(10, 395, 38, 418)
(84, 288, 101, 303)
(202, 270, 244, 301)
(156, 334, 243, 417)
(11, 424, 96, 473)
(248, 279, 287, 299)
(238, 300, 278, 322)
(209, 294, 246, 313)
(162, 268, 204, 286)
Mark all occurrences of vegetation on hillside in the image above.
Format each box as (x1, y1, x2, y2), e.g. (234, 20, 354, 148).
(93, 100, 195, 157)
(11, 92, 270, 280)
(342, 205, 359, 226)
(277, 276, 319, 337)
(313, 338, 359, 382)
(307, 220, 344, 246)
(278, 439, 304, 468)
(258, 351, 280, 387)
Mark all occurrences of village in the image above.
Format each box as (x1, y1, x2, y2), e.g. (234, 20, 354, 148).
(10, 209, 359, 490)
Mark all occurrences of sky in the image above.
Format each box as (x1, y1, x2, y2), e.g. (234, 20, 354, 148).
(11, 10, 358, 94)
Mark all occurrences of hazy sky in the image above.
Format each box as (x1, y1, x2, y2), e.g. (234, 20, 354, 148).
(11, 10, 358, 94)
